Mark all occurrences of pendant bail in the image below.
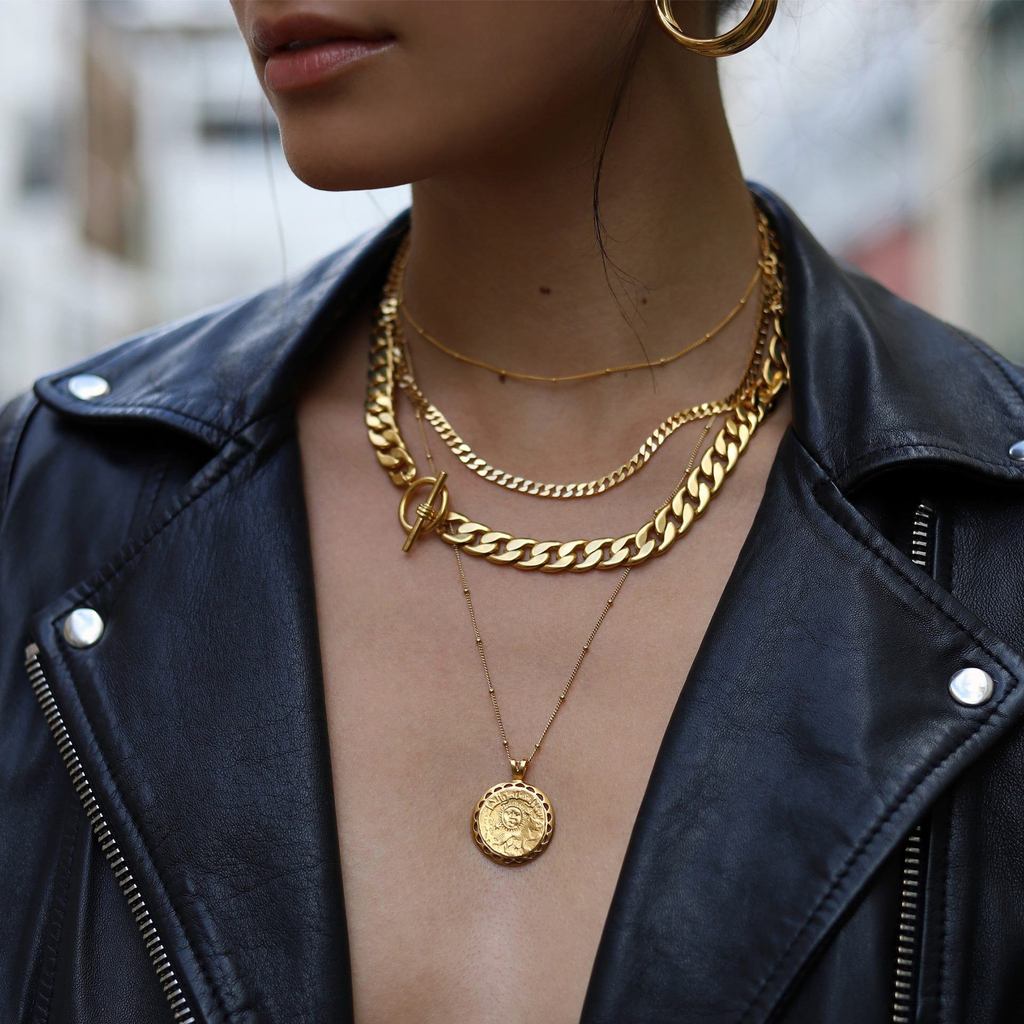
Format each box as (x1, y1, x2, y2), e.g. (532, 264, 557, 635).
(510, 758, 528, 781)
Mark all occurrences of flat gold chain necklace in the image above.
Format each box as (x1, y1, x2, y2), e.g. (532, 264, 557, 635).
(364, 207, 790, 572)
(406, 384, 717, 864)
(392, 284, 767, 499)
(389, 201, 776, 502)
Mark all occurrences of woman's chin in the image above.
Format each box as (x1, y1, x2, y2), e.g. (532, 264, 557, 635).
(277, 132, 432, 193)
(279, 146, 406, 193)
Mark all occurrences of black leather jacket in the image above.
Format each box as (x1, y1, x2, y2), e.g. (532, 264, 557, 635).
(3, 185, 1024, 1024)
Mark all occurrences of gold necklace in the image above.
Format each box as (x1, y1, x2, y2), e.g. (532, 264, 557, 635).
(408, 393, 717, 865)
(364, 207, 790, 572)
(396, 239, 762, 384)
(393, 286, 767, 499)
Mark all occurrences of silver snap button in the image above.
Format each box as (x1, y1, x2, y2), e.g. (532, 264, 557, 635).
(1009, 439, 1024, 462)
(63, 608, 105, 648)
(948, 666, 994, 706)
(66, 374, 110, 401)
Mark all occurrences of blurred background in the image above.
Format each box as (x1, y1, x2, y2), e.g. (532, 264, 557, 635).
(1, 0, 1022, 402)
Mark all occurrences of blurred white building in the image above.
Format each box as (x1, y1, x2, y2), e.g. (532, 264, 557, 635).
(0, 0, 408, 399)
(726, 0, 1024, 357)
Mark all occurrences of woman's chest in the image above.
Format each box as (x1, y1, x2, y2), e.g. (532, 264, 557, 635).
(296, 388, 792, 1023)
(314, 559, 708, 1023)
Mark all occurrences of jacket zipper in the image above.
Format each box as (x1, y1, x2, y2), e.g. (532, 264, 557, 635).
(891, 821, 924, 1023)
(24, 641, 197, 1023)
(890, 500, 935, 1024)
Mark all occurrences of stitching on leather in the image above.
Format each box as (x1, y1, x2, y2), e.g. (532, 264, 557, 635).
(40, 397, 228, 442)
(742, 533, 1017, 1023)
(939, 508, 958, 1023)
(48, 614, 235, 1024)
(127, 455, 168, 540)
(47, 405, 286, 609)
(809, 480, 1017, 680)
(144, 457, 172, 525)
(939, 803, 952, 1024)
(742, 674, 1009, 1024)
(952, 324, 1024, 409)
(94, 402, 224, 435)
(42, 223, 402, 448)
(38, 237, 386, 445)
(737, 450, 1023, 1023)
(837, 440, 1024, 485)
(742, 475, 1021, 1020)
(41, 344, 234, 431)
(51, 438, 254, 609)
(40, 414, 294, 1023)
(28, 803, 81, 1024)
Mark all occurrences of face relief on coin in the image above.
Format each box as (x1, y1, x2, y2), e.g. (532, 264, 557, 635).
(472, 780, 555, 865)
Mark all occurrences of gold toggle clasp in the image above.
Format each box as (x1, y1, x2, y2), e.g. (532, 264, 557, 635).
(398, 471, 450, 552)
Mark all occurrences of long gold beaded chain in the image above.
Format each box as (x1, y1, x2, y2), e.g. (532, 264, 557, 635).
(403, 351, 717, 864)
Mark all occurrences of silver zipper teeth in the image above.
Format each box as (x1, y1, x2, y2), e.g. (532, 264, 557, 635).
(24, 641, 197, 1024)
(891, 501, 934, 1024)
(891, 822, 924, 1023)
(909, 502, 934, 575)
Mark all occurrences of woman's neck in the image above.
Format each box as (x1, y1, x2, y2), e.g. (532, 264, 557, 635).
(400, 30, 757, 385)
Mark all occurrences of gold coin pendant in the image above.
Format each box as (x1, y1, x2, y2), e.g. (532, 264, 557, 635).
(472, 778, 555, 866)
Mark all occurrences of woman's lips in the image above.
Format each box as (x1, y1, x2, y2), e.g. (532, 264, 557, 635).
(263, 38, 395, 92)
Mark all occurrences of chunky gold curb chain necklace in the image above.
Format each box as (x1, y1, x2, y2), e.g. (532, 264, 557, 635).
(363, 203, 791, 864)
(365, 207, 790, 573)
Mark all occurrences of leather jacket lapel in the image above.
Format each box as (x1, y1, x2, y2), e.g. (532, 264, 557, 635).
(580, 428, 1024, 1024)
(26, 413, 352, 1024)
(24, 402, 1024, 1023)
(753, 183, 1024, 492)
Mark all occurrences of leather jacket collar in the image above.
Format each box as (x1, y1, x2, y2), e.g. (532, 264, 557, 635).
(21, 184, 1024, 1023)
(32, 184, 1024, 493)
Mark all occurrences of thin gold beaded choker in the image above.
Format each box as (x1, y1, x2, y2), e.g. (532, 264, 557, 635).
(396, 245, 762, 384)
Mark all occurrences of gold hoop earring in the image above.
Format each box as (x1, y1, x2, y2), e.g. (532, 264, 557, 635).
(653, 0, 777, 58)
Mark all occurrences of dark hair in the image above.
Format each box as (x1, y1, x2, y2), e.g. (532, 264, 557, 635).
(590, 5, 656, 370)
(590, 1, 731, 374)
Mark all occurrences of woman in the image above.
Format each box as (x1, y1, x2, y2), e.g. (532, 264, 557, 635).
(2, 2, 1023, 1022)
